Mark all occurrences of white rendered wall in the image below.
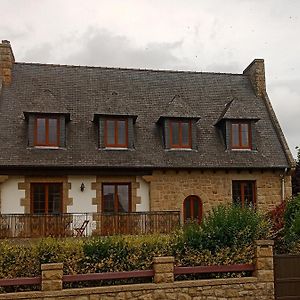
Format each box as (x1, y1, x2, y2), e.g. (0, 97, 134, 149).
(1, 176, 25, 214)
(136, 176, 150, 212)
(68, 176, 97, 213)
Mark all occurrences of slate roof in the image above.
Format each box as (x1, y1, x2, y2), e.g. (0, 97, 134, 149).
(215, 98, 260, 124)
(0, 62, 293, 171)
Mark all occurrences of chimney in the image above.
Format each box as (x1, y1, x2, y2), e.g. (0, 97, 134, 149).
(243, 59, 266, 97)
(0, 40, 15, 86)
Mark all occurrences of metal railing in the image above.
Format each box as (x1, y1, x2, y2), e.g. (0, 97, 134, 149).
(0, 211, 180, 238)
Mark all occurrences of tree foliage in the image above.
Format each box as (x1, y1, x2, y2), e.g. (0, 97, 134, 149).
(292, 146, 300, 196)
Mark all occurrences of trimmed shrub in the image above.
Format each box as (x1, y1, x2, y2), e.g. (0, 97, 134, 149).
(81, 234, 172, 273)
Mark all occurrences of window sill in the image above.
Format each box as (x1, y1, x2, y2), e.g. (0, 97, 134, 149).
(28, 146, 65, 150)
(102, 147, 132, 151)
(166, 148, 196, 152)
(230, 149, 254, 152)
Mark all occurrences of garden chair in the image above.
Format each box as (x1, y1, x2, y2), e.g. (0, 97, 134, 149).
(74, 220, 89, 237)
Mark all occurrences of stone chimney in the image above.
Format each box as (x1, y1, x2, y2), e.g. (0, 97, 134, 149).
(243, 59, 266, 97)
(0, 40, 15, 86)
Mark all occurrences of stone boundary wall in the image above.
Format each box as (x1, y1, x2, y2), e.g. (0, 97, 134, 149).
(0, 240, 275, 300)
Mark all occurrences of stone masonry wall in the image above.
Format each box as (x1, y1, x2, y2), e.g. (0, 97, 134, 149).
(0, 278, 274, 300)
(146, 169, 291, 215)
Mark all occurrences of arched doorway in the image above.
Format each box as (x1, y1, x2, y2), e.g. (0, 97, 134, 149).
(183, 195, 203, 224)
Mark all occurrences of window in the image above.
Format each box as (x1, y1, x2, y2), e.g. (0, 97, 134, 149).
(31, 183, 62, 214)
(183, 195, 203, 224)
(169, 120, 191, 148)
(232, 181, 256, 208)
(104, 119, 128, 148)
(34, 116, 60, 147)
(231, 122, 251, 149)
(102, 183, 131, 213)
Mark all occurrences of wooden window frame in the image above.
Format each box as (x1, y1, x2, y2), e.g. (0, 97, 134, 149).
(232, 180, 256, 208)
(104, 118, 128, 148)
(34, 116, 60, 147)
(169, 119, 192, 149)
(30, 183, 63, 214)
(101, 183, 132, 213)
(231, 122, 252, 149)
(183, 195, 203, 224)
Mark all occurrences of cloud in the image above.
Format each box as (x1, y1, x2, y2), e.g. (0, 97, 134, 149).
(62, 28, 182, 70)
(23, 43, 53, 63)
(269, 80, 300, 156)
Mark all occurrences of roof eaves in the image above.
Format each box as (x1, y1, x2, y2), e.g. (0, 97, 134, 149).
(23, 111, 71, 121)
(156, 115, 201, 124)
(93, 113, 138, 123)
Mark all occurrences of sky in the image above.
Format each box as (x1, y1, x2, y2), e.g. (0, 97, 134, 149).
(0, 0, 299, 158)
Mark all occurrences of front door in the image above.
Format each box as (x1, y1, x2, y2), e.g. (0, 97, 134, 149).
(183, 195, 202, 224)
(101, 183, 131, 235)
(30, 183, 63, 237)
(31, 183, 62, 214)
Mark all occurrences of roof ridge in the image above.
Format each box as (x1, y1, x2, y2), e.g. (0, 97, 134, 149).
(14, 61, 245, 76)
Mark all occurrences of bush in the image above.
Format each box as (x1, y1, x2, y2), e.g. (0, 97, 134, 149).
(171, 205, 270, 267)
(284, 195, 300, 229)
(281, 195, 300, 252)
(199, 205, 270, 252)
(82, 234, 172, 273)
(268, 201, 286, 235)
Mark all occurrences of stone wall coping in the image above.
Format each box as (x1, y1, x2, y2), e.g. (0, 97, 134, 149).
(41, 263, 63, 271)
(153, 256, 175, 263)
(0, 277, 258, 299)
(255, 240, 275, 246)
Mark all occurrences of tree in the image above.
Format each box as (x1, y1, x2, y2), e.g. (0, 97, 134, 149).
(292, 146, 300, 196)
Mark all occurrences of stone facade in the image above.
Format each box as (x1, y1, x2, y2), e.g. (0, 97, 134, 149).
(147, 169, 291, 217)
(0, 240, 275, 300)
(17, 176, 71, 213)
(1, 170, 291, 217)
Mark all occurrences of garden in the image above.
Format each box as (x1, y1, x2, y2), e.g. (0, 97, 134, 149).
(1, 196, 300, 293)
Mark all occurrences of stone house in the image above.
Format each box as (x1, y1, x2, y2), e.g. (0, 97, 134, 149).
(0, 40, 295, 236)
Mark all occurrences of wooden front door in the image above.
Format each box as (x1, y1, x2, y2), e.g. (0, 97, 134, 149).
(183, 195, 202, 224)
(31, 183, 62, 214)
(30, 183, 63, 237)
(101, 183, 131, 235)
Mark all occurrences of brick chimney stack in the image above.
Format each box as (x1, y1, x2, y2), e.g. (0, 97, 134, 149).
(0, 40, 15, 86)
(243, 59, 266, 97)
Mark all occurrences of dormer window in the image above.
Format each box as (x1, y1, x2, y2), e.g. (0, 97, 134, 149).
(104, 118, 128, 148)
(94, 114, 137, 150)
(24, 112, 69, 149)
(35, 116, 60, 147)
(157, 117, 198, 150)
(214, 99, 259, 151)
(231, 122, 251, 149)
(169, 120, 192, 149)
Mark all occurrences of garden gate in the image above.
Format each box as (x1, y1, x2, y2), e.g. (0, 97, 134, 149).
(274, 254, 300, 299)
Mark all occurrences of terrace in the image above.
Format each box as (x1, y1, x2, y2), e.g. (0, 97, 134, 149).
(0, 211, 180, 238)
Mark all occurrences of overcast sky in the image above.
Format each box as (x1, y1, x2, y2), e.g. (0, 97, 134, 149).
(1, 0, 299, 157)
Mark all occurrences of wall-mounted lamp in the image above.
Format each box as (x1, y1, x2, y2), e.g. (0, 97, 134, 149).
(80, 182, 85, 192)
